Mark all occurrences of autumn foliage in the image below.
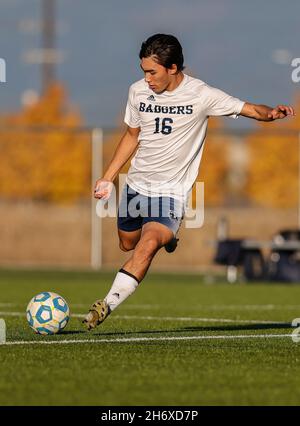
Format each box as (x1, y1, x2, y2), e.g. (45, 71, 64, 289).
(0, 83, 299, 207)
(245, 95, 300, 208)
(196, 116, 231, 206)
(195, 97, 300, 207)
(0, 83, 91, 202)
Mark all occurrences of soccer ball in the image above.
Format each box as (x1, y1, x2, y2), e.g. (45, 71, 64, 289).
(26, 292, 70, 335)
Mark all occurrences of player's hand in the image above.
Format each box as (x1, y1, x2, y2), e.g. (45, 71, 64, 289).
(267, 105, 295, 120)
(94, 178, 114, 200)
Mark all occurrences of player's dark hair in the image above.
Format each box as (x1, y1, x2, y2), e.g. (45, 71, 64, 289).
(139, 34, 184, 72)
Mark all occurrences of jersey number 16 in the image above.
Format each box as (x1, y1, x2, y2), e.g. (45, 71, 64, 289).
(154, 117, 173, 135)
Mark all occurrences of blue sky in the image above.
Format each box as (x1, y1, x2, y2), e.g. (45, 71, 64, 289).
(0, 0, 299, 128)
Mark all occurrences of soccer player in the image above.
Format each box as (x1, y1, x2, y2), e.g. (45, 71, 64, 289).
(83, 34, 295, 330)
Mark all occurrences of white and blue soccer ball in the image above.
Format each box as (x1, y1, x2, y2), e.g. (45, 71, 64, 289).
(26, 292, 70, 335)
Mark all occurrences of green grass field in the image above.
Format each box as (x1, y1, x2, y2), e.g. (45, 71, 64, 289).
(1, 268, 300, 406)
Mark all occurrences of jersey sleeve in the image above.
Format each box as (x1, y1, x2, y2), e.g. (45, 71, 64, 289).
(201, 84, 245, 119)
(124, 85, 141, 128)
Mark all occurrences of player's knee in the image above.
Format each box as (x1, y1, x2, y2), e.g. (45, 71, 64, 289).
(119, 240, 136, 252)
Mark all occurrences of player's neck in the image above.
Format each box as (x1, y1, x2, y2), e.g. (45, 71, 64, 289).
(166, 72, 184, 92)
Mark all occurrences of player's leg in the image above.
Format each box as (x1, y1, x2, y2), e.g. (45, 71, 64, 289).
(121, 221, 173, 281)
(83, 183, 143, 330)
(82, 222, 172, 330)
(83, 193, 183, 330)
(116, 194, 184, 282)
(101, 221, 172, 313)
(117, 184, 143, 251)
(118, 228, 141, 252)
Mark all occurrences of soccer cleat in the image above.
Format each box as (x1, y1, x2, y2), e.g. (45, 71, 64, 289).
(164, 237, 179, 253)
(82, 299, 109, 331)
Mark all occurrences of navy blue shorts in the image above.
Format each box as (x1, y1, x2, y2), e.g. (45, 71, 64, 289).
(117, 184, 184, 236)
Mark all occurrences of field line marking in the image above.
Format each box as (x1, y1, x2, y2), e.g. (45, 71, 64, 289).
(194, 305, 300, 311)
(3, 303, 300, 310)
(112, 315, 288, 324)
(0, 311, 27, 316)
(0, 311, 290, 325)
(1, 333, 293, 346)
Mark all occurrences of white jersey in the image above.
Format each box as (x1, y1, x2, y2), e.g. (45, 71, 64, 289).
(124, 73, 245, 202)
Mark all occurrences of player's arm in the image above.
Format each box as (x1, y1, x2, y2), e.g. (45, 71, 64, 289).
(240, 102, 295, 121)
(94, 126, 140, 199)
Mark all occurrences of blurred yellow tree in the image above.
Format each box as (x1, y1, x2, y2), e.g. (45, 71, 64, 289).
(196, 117, 231, 206)
(0, 83, 91, 202)
(245, 95, 300, 207)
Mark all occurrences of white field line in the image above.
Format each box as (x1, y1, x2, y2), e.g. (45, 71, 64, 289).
(1, 334, 293, 346)
(2, 303, 300, 310)
(0, 311, 290, 325)
(72, 304, 300, 311)
(194, 305, 300, 311)
(112, 315, 289, 325)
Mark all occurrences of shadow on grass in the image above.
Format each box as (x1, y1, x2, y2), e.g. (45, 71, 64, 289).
(181, 323, 292, 332)
(90, 322, 292, 337)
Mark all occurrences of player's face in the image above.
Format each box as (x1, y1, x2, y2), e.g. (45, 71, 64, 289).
(140, 56, 177, 94)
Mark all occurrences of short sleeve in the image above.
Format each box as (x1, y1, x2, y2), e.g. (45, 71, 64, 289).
(124, 85, 141, 128)
(202, 84, 245, 119)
